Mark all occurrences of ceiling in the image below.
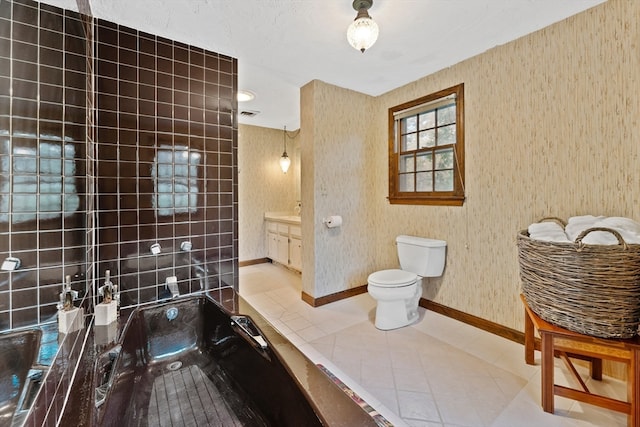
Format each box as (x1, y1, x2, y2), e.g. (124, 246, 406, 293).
(40, 0, 606, 130)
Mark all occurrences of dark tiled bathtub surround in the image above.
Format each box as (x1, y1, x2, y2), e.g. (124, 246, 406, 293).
(94, 19, 238, 309)
(0, 0, 238, 329)
(1, 0, 238, 425)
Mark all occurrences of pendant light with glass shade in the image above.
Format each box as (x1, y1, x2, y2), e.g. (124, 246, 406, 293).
(347, 0, 379, 53)
(279, 126, 291, 173)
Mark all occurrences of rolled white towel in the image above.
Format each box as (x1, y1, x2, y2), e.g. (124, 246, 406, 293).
(528, 221, 570, 243)
(612, 229, 640, 244)
(590, 217, 640, 244)
(534, 233, 571, 243)
(566, 215, 603, 241)
(579, 229, 620, 245)
(528, 222, 559, 234)
(599, 217, 640, 234)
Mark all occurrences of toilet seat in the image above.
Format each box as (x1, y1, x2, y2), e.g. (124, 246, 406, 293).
(368, 269, 417, 287)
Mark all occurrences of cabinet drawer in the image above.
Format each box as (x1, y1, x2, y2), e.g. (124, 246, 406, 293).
(277, 224, 289, 234)
(289, 225, 301, 238)
(266, 222, 277, 232)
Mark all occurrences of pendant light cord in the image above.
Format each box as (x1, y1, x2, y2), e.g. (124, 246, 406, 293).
(283, 126, 301, 152)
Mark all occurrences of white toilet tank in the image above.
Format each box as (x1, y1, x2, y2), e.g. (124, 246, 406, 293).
(396, 235, 446, 277)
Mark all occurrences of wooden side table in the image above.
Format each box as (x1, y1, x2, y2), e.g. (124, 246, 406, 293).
(521, 294, 640, 427)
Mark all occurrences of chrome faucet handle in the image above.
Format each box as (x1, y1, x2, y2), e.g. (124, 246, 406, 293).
(165, 276, 179, 298)
(58, 275, 78, 311)
(99, 270, 113, 303)
(112, 283, 120, 307)
(98, 283, 112, 302)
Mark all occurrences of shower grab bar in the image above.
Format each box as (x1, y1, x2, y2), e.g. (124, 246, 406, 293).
(230, 315, 268, 350)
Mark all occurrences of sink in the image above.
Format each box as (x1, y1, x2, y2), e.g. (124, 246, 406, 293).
(264, 213, 301, 224)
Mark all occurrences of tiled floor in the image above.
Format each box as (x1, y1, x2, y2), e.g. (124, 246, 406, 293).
(239, 263, 628, 427)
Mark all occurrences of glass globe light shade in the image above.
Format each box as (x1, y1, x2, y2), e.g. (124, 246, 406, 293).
(347, 16, 379, 53)
(279, 153, 291, 173)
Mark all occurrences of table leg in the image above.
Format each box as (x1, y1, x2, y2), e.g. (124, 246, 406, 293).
(541, 332, 554, 413)
(629, 349, 640, 427)
(525, 307, 535, 365)
(590, 358, 602, 381)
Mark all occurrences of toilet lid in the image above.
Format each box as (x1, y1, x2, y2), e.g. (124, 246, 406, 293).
(368, 269, 417, 287)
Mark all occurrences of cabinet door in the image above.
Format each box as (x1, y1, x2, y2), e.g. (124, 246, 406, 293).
(276, 234, 289, 265)
(289, 237, 302, 271)
(267, 231, 278, 260)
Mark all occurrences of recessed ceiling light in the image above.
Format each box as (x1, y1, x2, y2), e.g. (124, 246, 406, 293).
(237, 90, 256, 102)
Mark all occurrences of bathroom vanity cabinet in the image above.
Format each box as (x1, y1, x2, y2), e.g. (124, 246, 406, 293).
(289, 227, 302, 271)
(265, 215, 302, 272)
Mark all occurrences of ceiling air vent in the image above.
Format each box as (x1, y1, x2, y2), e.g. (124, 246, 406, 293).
(240, 110, 260, 117)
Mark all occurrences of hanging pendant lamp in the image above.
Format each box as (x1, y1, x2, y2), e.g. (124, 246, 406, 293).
(280, 126, 291, 173)
(347, 0, 379, 53)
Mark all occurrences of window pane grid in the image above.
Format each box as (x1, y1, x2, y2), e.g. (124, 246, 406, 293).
(390, 84, 463, 205)
(398, 104, 456, 193)
(398, 172, 414, 192)
(416, 171, 432, 192)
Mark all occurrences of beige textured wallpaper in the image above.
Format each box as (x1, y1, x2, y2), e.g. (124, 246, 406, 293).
(300, 81, 378, 297)
(238, 124, 298, 261)
(373, 0, 640, 330)
(296, 0, 639, 331)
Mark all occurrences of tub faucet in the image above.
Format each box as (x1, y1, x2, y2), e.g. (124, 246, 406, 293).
(98, 270, 119, 306)
(58, 275, 78, 311)
(165, 276, 179, 299)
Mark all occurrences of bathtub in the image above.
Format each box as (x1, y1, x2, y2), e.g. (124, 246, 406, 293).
(0, 321, 61, 427)
(0, 328, 42, 426)
(94, 294, 377, 426)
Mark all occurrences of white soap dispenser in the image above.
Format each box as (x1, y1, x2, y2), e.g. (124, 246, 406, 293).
(57, 275, 85, 334)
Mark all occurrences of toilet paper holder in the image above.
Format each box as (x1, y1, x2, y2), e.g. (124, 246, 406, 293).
(322, 215, 342, 229)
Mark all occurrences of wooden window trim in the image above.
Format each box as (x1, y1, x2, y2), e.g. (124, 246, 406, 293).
(388, 83, 465, 206)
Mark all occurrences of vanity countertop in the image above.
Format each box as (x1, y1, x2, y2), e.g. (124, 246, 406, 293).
(264, 212, 301, 225)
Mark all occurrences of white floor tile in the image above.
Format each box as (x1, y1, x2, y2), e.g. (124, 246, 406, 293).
(397, 390, 441, 422)
(239, 263, 629, 427)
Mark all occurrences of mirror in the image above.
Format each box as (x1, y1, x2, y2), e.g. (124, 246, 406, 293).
(0, 1, 92, 424)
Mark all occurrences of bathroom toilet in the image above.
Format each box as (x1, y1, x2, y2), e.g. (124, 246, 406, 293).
(367, 235, 446, 330)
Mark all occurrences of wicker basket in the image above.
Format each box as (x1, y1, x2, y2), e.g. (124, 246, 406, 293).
(518, 221, 640, 338)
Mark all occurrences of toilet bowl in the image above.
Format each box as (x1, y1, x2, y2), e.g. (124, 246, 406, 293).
(367, 269, 422, 330)
(367, 235, 446, 330)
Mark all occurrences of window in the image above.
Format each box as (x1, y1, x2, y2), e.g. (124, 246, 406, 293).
(152, 145, 201, 217)
(0, 138, 80, 224)
(388, 83, 464, 206)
